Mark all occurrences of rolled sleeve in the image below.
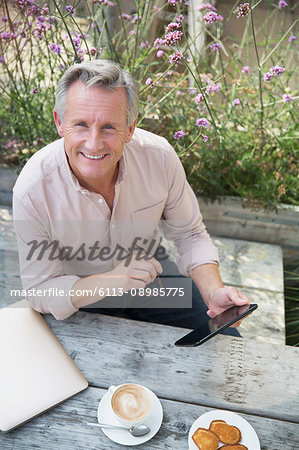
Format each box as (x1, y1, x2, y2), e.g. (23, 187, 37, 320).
(13, 194, 80, 319)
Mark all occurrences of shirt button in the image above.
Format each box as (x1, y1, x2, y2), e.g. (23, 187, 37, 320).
(80, 190, 87, 195)
(98, 198, 103, 204)
(111, 224, 115, 229)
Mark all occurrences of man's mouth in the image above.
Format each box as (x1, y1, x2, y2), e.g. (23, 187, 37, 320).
(81, 152, 108, 160)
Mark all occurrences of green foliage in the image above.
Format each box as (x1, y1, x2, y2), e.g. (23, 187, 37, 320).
(284, 259, 299, 346)
(0, 0, 298, 207)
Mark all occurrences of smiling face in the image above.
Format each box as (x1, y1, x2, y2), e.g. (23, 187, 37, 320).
(53, 80, 136, 192)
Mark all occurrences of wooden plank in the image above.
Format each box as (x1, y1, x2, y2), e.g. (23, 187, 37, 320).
(44, 312, 299, 423)
(1, 386, 298, 450)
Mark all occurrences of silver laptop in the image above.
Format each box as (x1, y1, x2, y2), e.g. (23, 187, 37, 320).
(0, 300, 88, 432)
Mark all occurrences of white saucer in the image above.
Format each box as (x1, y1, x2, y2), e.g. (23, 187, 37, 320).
(97, 386, 163, 446)
(188, 410, 260, 449)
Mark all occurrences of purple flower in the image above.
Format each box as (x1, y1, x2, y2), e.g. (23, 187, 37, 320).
(206, 82, 221, 95)
(232, 98, 241, 106)
(168, 0, 181, 5)
(242, 65, 251, 74)
(48, 42, 61, 55)
(65, 5, 75, 15)
(237, 3, 250, 18)
(94, 0, 115, 5)
(0, 56, 4, 63)
(131, 15, 142, 24)
(288, 35, 296, 42)
(198, 3, 217, 12)
(272, 65, 285, 76)
(194, 93, 204, 104)
(176, 14, 184, 23)
(145, 77, 153, 87)
(166, 21, 182, 32)
(89, 47, 97, 55)
(34, 21, 51, 40)
(153, 38, 163, 49)
(202, 135, 209, 142)
(282, 93, 292, 103)
(15, 0, 35, 8)
(1, 31, 18, 41)
(72, 36, 81, 49)
(32, 88, 38, 94)
(203, 11, 219, 24)
(1, 16, 8, 22)
(196, 118, 209, 128)
(210, 42, 221, 51)
(140, 41, 150, 48)
(174, 130, 186, 140)
(264, 72, 272, 82)
(169, 51, 184, 65)
(120, 13, 132, 20)
(278, 0, 288, 8)
(164, 30, 183, 46)
(157, 50, 164, 58)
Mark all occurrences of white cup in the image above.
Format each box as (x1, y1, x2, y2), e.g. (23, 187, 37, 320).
(108, 383, 152, 426)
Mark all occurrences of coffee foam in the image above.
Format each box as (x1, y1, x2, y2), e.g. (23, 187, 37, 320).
(111, 384, 152, 422)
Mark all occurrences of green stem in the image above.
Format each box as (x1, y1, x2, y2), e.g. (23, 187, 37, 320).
(250, 1, 264, 133)
(260, 19, 298, 67)
(4, 2, 28, 90)
(218, 51, 228, 101)
(183, 59, 220, 137)
(51, 0, 79, 62)
(114, 0, 130, 63)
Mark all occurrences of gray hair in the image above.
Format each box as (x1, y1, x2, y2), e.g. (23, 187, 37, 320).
(54, 59, 139, 127)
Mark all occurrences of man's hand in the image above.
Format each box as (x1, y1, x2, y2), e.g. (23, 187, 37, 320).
(104, 254, 163, 292)
(206, 286, 250, 318)
(70, 254, 162, 309)
(191, 264, 250, 326)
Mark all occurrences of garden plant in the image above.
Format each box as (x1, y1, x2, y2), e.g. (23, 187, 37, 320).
(0, 0, 298, 208)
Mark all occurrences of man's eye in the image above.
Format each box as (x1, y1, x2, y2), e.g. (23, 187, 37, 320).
(77, 123, 87, 127)
(104, 125, 114, 130)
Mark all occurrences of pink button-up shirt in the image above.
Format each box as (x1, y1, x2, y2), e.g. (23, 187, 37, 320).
(13, 127, 219, 319)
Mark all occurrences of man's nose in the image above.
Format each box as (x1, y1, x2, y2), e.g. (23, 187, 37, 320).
(85, 128, 104, 153)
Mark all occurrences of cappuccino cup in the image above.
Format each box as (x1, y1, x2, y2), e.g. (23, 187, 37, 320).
(108, 383, 152, 426)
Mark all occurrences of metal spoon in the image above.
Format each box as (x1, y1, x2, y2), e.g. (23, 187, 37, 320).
(86, 422, 150, 437)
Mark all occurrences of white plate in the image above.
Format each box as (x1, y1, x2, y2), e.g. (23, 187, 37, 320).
(97, 386, 163, 446)
(188, 410, 260, 449)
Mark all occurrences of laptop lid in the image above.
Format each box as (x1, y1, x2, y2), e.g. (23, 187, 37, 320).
(0, 300, 88, 432)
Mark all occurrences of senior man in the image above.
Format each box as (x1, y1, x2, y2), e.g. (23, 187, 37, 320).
(13, 59, 249, 331)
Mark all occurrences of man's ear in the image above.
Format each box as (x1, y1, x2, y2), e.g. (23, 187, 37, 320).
(125, 118, 137, 143)
(53, 110, 64, 137)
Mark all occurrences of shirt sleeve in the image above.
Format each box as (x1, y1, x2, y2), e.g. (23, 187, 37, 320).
(13, 194, 80, 320)
(162, 144, 219, 276)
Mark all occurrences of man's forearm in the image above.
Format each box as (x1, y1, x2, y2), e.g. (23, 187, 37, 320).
(70, 273, 111, 309)
(191, 263, 224, 308)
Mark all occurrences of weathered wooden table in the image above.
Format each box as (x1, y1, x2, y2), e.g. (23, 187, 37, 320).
(1, 311, 299, 449)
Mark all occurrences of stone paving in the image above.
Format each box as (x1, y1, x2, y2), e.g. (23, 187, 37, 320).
(0, 205, 285, 345)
